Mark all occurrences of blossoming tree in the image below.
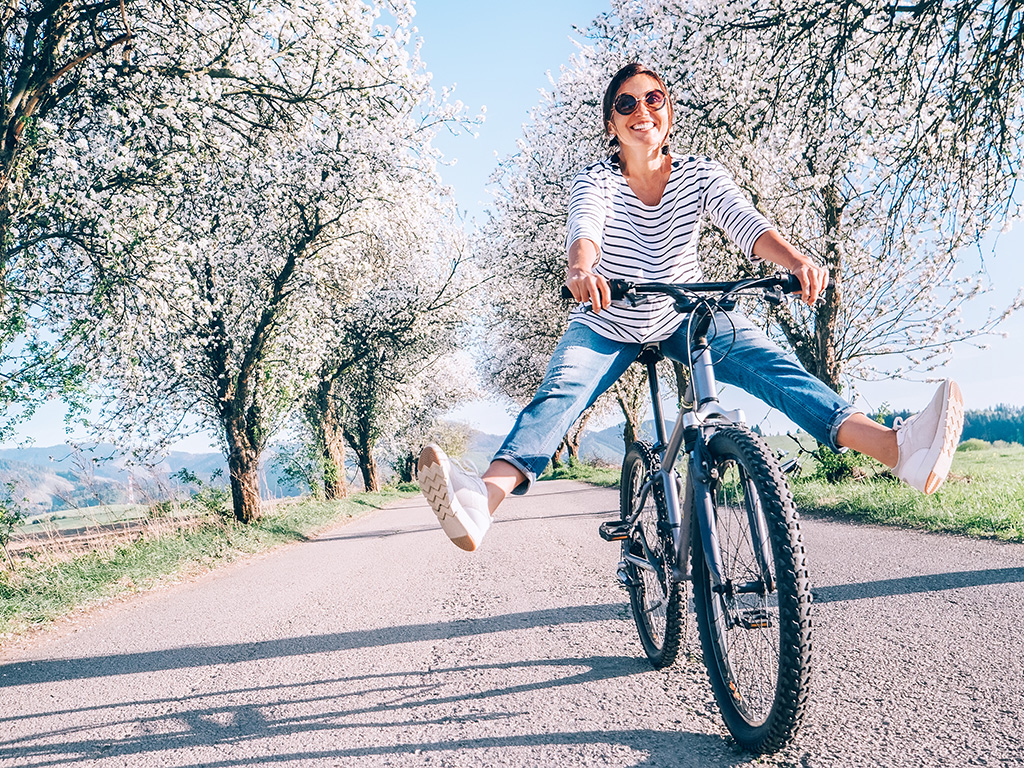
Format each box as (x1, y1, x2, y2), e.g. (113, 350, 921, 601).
(292, 188, 475, 495)
(481, 0, 1023, 435)
(48, 0, 463, 522)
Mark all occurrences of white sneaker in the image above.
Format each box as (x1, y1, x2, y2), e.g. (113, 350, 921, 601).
(417, 444, 491, 551)
(893, 380, 964, 494)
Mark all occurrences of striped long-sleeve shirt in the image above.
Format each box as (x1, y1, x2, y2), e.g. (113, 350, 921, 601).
(565, 155, 772, 344)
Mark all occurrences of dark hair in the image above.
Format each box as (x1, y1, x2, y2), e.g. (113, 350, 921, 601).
(603, 62, 672, 160)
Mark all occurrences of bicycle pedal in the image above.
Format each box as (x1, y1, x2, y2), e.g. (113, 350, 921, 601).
(599, 521, 630, 541)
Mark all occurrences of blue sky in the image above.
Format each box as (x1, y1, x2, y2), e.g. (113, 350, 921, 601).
(413, 0, 607, 223)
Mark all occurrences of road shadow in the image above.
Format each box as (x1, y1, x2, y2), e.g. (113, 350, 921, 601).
(0, 603, 627, 687)
(813, 567, 1024, 604)
(0, 650, 757, 768)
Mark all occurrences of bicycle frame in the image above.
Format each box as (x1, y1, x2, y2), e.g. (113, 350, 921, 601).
(617, 284, 783, 595)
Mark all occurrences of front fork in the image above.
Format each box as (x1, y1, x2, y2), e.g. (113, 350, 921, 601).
(686, 435, 776, 598)
(687, 440, 726, 589)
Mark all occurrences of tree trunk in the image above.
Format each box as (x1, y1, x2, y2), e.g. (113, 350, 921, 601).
(551, 439, 566, 468)
(398, 451, 416, 483)
(621, 411, 639, 449)
(565, 406, 595, 460)
(321, 418, 348, 500)
(345, 423, 381, 492)
(672, 361, 691, 411)
(226, 430, 261, 523)
(304, 378, 350, 500)
(359, 452, 381, 492)
(813, 183, 845, 393)
(614, 369, 648, 451)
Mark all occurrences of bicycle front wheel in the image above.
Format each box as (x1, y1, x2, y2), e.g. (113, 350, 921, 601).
(620, 441, 685, 669)
(691, 426, 812, 753)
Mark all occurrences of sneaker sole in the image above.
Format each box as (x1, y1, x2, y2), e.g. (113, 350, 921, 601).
(417, 447, 478, 552)
(924, 380, 964, 495)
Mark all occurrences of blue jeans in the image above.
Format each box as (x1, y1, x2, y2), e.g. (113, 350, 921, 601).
(493, 315, 860, 494)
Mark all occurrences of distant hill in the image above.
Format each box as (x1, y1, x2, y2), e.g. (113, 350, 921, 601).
(0, 443, 304, 518)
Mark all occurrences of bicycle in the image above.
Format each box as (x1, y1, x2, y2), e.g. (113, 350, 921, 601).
(564, 273, 813, 752)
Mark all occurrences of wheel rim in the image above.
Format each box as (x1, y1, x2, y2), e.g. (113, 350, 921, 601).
(708, 457, 780, 726)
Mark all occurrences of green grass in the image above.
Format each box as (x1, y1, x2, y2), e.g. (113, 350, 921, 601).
(0, 488, 416, 640)
(540, 441, 1024, 544)
(792, 442, 1024, 541)
(539, 458, 620, 487)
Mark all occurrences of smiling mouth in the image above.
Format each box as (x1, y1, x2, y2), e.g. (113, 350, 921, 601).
(631, 121, 655, 131)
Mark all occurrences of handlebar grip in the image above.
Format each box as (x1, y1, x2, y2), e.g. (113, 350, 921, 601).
(779, 274, 803, 294)
(560, 286, 574, 300)
(779, 274, 835, 293)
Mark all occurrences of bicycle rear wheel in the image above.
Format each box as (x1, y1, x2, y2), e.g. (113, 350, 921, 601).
(620, 441, 685, 668)
(691, 426, 812, 753)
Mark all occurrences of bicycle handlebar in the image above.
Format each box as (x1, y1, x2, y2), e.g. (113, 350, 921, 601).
(560, 272, 823, 303)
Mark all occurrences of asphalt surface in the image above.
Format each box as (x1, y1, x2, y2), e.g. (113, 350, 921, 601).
(1, 479, 1022, 767)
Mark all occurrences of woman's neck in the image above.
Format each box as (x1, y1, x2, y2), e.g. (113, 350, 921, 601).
(618, 146, 668, 179)
(617, 149, 672, 206)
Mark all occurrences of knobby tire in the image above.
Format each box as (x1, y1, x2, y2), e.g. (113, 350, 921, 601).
(620, 441, 686, 669)
(691, 426, 812, 753)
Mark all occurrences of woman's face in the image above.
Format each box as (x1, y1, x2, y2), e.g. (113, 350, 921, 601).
(607, 74, 671, 155)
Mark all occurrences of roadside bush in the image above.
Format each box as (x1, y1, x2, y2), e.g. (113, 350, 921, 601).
(957, 438, 990, 452)
(810, 446, 877, 484)
(171, 469, 231, 517)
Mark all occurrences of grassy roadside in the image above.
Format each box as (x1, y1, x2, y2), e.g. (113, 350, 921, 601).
(542, 443, 1024, 544)
(792, 441, 1024, 541)
(0, 486, 418, 641)
(540, 459, 620, 487)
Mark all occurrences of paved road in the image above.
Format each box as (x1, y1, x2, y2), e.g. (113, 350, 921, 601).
(1, 480, 1022, 767)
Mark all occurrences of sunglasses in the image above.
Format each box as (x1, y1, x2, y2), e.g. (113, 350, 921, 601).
(613, 89, 667, 116)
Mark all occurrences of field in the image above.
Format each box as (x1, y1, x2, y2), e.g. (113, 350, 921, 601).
(543, 439, 1024, 543)
(793, 440, 1024, 541)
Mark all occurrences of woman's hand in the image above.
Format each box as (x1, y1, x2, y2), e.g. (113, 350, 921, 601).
(566, 238, 612, 313)
(566, 267, 612, 313)
(788, 259, 829, 306)
(752, 230, 829, 306)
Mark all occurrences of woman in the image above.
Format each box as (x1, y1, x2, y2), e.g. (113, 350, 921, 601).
(418, 63, 963, 552)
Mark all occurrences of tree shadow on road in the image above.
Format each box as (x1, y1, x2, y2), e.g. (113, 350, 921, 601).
(0, 610, 762, 767)
(0, 604, 631, 686)
(812, 566, 1024, 604)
